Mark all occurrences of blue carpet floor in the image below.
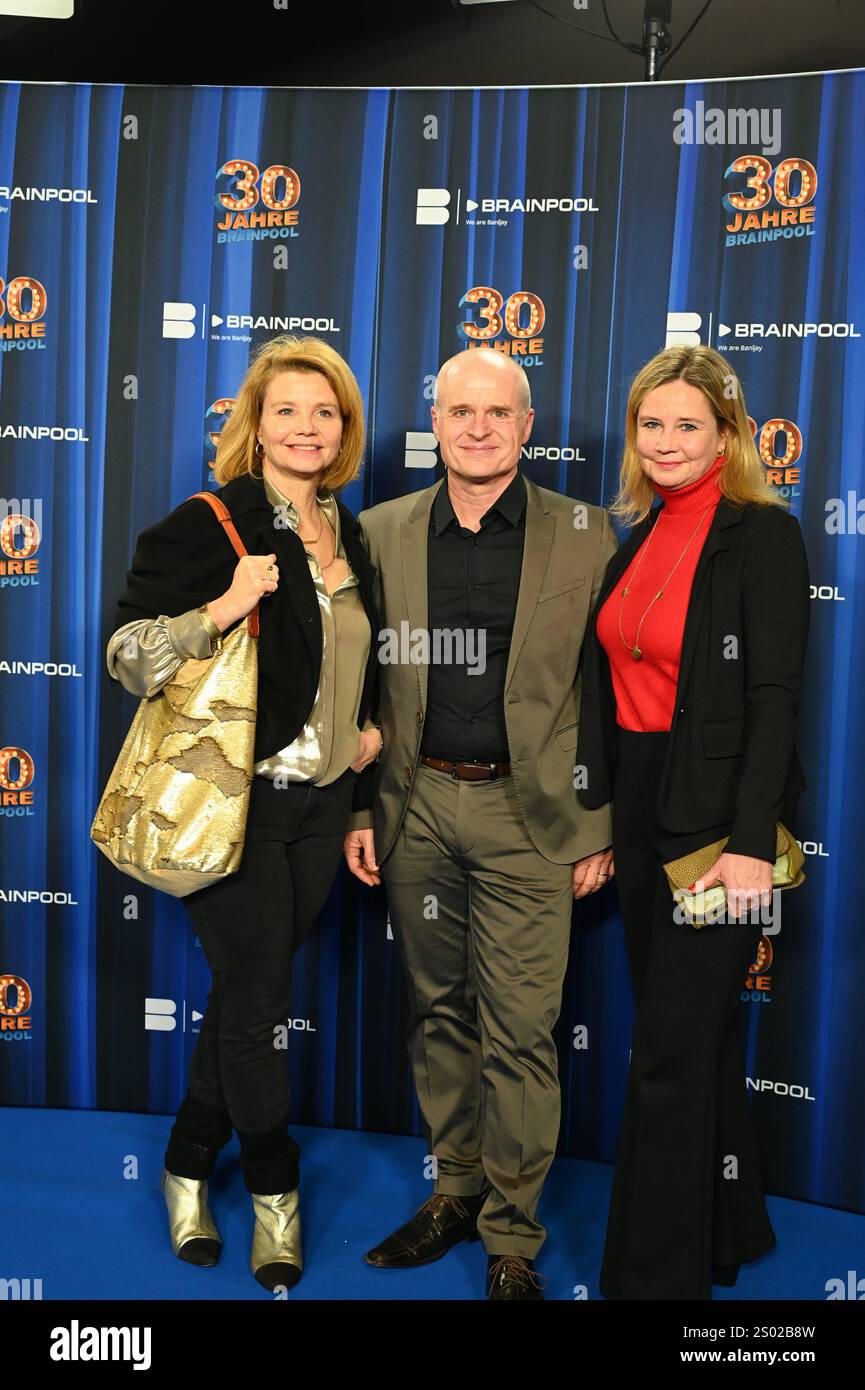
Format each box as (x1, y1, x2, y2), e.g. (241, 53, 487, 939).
(2, 1107, 861, 1301)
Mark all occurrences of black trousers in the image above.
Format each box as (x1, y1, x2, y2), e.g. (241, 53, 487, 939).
(601, 729, 776, 1300)
(164, 767, 357, 1195)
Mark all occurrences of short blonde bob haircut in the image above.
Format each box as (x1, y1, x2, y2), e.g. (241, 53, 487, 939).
(610, 344, 783, 525)
(213, 335, 365, 491)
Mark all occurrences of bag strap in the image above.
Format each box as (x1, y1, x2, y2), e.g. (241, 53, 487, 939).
(186, 491, 259, 640)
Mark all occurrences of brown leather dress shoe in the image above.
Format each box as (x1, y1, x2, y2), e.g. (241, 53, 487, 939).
(365, 1191, 488, 1268)
(487, 1254, 546, 1300)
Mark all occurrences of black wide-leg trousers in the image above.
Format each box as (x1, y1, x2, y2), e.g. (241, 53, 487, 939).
(163, 768, 356, 1195)
(600, 729, 776, 1300)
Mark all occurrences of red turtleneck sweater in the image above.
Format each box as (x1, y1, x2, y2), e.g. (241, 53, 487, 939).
(597, 456, 725, 731)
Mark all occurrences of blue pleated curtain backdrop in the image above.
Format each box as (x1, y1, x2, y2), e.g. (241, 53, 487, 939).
(0, 72, 862, 1215)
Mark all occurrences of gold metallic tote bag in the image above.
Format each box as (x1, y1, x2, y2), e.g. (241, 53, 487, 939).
(90, 492, 259, 898)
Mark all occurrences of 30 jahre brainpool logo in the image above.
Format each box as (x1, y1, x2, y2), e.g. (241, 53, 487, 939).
(722, 153, 818, 249)
(0, 748, 36, 817)
(0, 505, 41, 588)
(215, 159, 301, 244)
(458, 286, 546, 368)
(0, 273, 47, 352)
(0, 974, 32, 1043)
(748, 414, 803, 499)
(204, 398, 235, 468)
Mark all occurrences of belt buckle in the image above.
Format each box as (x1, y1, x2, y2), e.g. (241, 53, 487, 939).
(453, 760, 497, 781)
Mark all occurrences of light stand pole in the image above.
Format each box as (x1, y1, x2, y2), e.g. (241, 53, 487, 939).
(642, 0, 672, 80)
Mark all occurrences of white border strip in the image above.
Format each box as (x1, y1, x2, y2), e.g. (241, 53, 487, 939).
(0, 65, 863, 93)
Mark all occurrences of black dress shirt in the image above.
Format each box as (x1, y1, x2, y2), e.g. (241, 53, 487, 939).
(420, 470, 526, 762)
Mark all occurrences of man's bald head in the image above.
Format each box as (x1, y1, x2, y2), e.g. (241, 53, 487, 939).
(434, 349, 532, 416)
(430, 347, 535, 485)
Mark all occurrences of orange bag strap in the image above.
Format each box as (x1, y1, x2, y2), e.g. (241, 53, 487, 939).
(186, 491, 259, 640)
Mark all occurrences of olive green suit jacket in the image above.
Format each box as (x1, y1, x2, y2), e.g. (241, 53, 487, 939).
(349, 473, 618, 866)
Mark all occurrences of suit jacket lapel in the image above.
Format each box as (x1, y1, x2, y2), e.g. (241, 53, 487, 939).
(401, 478, 445, 711)
(594, 509, 659, 617)
(505, 477, 556, 690)
(673, 498, 743, 700)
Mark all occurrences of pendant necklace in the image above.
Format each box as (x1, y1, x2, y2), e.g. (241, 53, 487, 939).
(617, 505, 712, 661)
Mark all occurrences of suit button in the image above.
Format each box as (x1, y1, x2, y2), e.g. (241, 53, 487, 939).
(678, 706, 686, 716)
(405, 766, 413, 780)
(416, 711, 423, 723)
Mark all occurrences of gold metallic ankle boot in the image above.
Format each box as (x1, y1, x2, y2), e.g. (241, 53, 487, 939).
(250, 1188, 303, 1292)
(161, 1167, 222, 1267)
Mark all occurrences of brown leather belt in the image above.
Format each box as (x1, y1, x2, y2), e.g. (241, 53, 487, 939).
(420, 755, 511, 781)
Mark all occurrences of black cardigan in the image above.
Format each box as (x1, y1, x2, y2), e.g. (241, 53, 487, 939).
(576, 498, 810, 864)
(112, 471, 380, 813)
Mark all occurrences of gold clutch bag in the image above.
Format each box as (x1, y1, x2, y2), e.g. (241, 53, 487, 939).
(90, 492, 259, 898)
(663, 822, 805, 927)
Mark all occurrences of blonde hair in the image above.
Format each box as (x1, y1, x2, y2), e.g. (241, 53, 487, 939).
(213, 335, 365, 490)
(610, 345, 784, 525)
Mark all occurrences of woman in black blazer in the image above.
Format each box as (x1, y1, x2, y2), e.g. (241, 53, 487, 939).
(105, 336, 382, 1292)
(577, 344, 809, 1300)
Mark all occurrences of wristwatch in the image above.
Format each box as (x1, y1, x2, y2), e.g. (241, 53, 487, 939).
(196, 604, 223, 655)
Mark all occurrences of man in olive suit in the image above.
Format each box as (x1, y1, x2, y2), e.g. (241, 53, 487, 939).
(344, 348, 617, 1299)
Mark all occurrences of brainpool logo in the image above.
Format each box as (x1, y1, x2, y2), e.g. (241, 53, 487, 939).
(417, 187, 598, 229)
(718, 320, 859, 348)
(0, 974, 32, 1043)
(0, 185, 94, 212)
(405, 431, 437, 468)
(210, 311, 340, 345)
(0, 273, 47, 352)
(144, 998, 202, 1034)
(722, 153, 818, 249)
(521, 443, 587, 464)
(458, 286, 546, 367)
(145, 997, 315, 1039)
(215, 159, 301, 244)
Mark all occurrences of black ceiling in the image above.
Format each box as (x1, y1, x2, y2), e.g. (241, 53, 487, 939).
(0, 0, 862, 88)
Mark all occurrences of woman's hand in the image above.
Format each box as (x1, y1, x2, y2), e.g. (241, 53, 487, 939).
(206, 554, 280, 630)
(351, 727, 383, 773)
(691, 851, 773, 918)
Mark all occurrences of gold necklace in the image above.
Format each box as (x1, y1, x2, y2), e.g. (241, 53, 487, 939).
(617, 505, 712, 661)
(296, 507, 324, 544)
(301, 512, 339, 572)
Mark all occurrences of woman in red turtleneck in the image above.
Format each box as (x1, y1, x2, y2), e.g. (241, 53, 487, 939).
(597, 452, 728, 732)
(577, 345, 810, 1301)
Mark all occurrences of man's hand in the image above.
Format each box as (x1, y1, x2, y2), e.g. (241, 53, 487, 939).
(351, 727, 383, 773)
(343, 828, 381, 886)
(572, 846, 615, 899)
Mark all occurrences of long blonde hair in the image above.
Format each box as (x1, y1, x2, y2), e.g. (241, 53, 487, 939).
(610, 345, 784, 524)
(213, 335, 365, 490)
